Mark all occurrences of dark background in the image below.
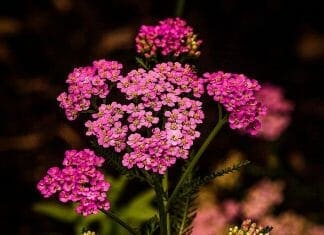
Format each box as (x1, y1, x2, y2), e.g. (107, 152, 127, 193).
(1, 0, 324, 234)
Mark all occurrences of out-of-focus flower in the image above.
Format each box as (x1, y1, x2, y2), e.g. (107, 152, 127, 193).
(242, 180, 284, 219)
(306, 225, 324, 235)
(256, 84, 294, 141)
(191, 204, 229, 235)
(261, 212, 307, 235)
(193, 188, 240, 235)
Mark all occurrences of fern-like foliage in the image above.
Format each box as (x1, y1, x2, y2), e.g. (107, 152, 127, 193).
(170, 169, 198, 235)
(135, 57, 151, 70)
(171, 191, 198, 235)
(179, 160, 250, 198)
(141, 216, 159, 235)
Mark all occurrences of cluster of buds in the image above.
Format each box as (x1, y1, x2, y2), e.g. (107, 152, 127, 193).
(135, 17, 202, 58)
(228, 219, 272, 235)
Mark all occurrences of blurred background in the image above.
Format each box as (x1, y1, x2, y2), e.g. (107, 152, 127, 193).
(1, 0, 324, 234)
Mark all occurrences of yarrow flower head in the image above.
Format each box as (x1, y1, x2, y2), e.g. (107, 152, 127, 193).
(37, 149, 110, 216)
(57, 60, 123, 120)
(85, 62, 205, 174)
(204, 71, 267, 135)
(135, 17, 202, 58)
(255, 83, 294, 141)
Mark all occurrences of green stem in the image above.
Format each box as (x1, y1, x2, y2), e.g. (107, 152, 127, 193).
(175, 0, 186, 17)
(163, 172, 171, 235)
(167, 104, 227, 209)
(91, 97, 98, 111)
(141, 169, 154, 187)
(80, 109, 96, 114)
(153, 177, 168, 235)
(135, 57, 149, 70)
(100, 210, 137, 235)
(178, 169, 192, 235)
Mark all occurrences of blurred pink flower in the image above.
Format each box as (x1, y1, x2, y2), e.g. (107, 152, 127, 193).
(306, 225, 324, 235)
(242, 179, 284, 219)
(256, 84, 294, 141)
(191, 205, 229, 235)
(261, 212, 306, 235)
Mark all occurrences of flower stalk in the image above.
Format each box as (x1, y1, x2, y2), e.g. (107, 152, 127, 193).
(100, 210, 138, 235)
(167, 104, 227, 209)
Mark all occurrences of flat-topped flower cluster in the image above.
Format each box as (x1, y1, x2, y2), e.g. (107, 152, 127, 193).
(37, 149, 110, 215)
(204, 72, 267, 135)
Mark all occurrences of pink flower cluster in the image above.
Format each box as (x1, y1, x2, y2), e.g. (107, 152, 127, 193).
(255, 84, 294, 141)
(37, 149, 110, 216)
(118, 62, 205, 102)
(85, 62, 205, 174)
(57, 60, 122, 120)
(123, 98, 204, 174)
(57, 58, 268, 175)
(204, 71, 267, 135)
(135, 17, 202, 58)
(85, 102, 129, 153)
(242, 179, 284, 219)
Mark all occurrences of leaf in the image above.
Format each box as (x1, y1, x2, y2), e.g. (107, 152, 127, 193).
(169, 161, 250, 235)
(120, 189, 156, 222)
(135, 57, 149, 70)
(107, 175, 128, 204)
(170, 170, 198, 235)
(179, 160, 250, 198)
(141, 216, 159, 235)
(170, 189, 198, 235)
(33, 202, 78, 223)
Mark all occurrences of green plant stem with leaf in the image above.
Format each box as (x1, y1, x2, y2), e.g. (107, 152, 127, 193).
(167, 104, 227, 210)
